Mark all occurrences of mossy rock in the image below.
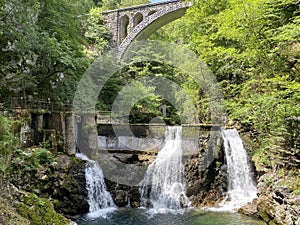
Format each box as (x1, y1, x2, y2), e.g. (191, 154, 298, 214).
(14, 193, 71, 225)
(0, 198, 29, 225)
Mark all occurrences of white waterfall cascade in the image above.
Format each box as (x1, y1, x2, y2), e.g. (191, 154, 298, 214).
(76, 153, 116, 218)
(139, 126, 191, 214)
(220, 128, 257, 211)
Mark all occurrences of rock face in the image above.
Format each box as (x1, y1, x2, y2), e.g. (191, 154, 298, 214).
(102, 153, 147, 208)
(9, 153, 89, 217)
(184, 130, 227, 207)
(255, 174, 300, 225)
(238, 199, 259, 217)
(50, 155, 89, 216)
(107, 184, 141, 208)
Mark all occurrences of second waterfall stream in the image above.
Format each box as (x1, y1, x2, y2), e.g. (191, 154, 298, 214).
(139, 126, 191, 214)
(220, 128, 257, 211)
(76, 153, 116, 218)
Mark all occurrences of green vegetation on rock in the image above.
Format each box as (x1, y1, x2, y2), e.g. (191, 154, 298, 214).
(0, 198, 30, 225)
(15, 192, 71, 225)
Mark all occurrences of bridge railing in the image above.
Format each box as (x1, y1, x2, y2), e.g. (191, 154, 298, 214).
(1, 98, 129, 121)
(3, 97, 72, 112)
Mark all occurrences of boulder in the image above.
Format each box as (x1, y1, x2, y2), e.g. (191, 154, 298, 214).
(238, 199, 259, 217)
(256, 182, 300, 225)
(111, 190, 128, 207)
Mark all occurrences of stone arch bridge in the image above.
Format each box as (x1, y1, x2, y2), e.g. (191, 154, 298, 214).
(102, 0, 192, 56)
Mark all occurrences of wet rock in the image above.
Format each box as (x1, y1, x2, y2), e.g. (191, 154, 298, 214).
(105, 176, 141, 208)
(184, 131, 226, 207)
(112, 190, 128, 207)
(129, 188, 141, 208)
(51, 156, 89, 216)
(257, 196, 275, 224)
(272, 186, 290, 204)
(238, 199, 259, 217)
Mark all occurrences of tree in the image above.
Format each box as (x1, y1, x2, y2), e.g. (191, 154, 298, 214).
(85, 7, 111, 58)
(0, 0, 40, 101)
(0, 0, 94, 103)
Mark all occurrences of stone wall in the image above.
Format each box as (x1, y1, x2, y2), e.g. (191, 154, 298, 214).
(97, 123, 216, 137)
(19, 111, 76, 155)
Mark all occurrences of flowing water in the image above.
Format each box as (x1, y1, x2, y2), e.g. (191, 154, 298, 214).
(219, 129, 257, 210)
(139, 126, 190, 214)
(76, 153, 116, 218)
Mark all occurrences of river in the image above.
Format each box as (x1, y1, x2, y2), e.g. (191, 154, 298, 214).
(76, 208, 265, 225)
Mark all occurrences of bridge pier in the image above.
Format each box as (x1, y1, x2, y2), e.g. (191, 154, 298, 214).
(76, 113, 98, 159)
(65, 113, 76, 155)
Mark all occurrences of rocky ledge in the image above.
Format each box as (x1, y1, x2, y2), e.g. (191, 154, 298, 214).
(256, 173, 300, 225)
(239, 172, 300, 225)
(8, 151, 89, 218)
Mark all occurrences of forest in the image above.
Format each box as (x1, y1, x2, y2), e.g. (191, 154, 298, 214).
(0, 0, 299, 224)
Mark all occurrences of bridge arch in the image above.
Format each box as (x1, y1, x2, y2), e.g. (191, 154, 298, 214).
(119, 4, 190, 56)
(133, 12, 143, 27)
(120, 15, 130, 43)
(103, 0, 191, 56)
(147, 10, 157, 16)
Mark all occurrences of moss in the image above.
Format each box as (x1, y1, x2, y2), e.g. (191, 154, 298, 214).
(70, 155, 84, 168)
(15, 193, 71, 225)
(0, 198, 29, 225)
(275, 169, 300, 194)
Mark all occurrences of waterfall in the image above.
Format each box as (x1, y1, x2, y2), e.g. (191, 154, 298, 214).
(221, 128, 257, 210)
(20, 122, 30, 146)
(139, 126, 190, 214)
(76, 153, 116, 218)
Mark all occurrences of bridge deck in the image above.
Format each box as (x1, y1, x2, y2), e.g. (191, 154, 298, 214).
(102, 0, 180, 14)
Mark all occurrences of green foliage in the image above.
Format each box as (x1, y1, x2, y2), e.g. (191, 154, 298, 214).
(0, 115, 17, 177)
(114, 80, 162, 123)
(10, 148, 54, 173)
(85, 7, 111, 58)
(152, 0, 300, 169)
(0, 0, 298, 174)
(101, 0, 149, 10)
(0, 0, 93, 103)
(120, 0, 149, 8)
(15, 193, 70, 225)
(277, 169, 300, 194)
(97, 60, 196, 124)
(0, 199, 30, 225)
